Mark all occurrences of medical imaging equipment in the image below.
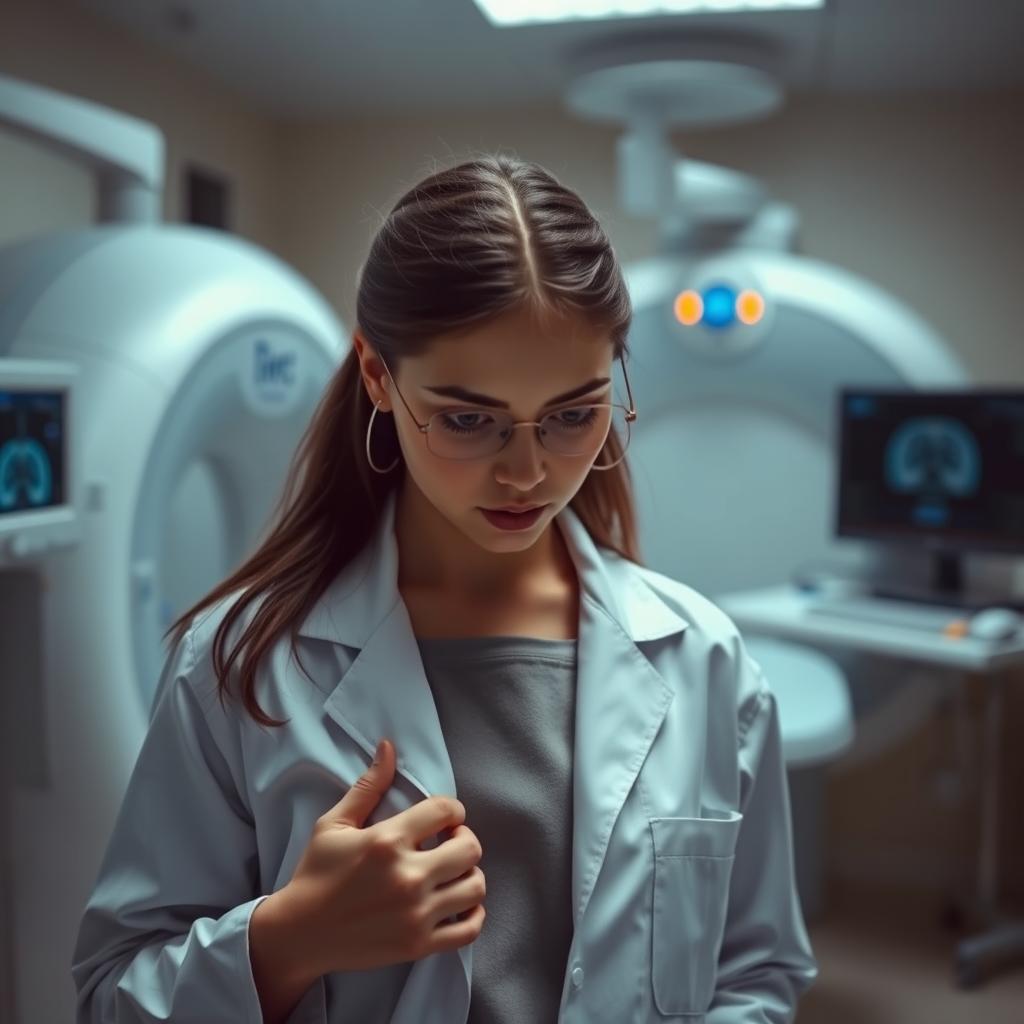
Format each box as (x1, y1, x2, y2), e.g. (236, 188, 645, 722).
(0, 358, 81, 554)
(574, 44, 1019, 984)
(0, 73, 345, 1023)
(835, 388, 1024, 610)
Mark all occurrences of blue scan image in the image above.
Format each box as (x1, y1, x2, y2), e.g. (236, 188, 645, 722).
(884, 417, 980, 498)
(0, 437, 53, 510)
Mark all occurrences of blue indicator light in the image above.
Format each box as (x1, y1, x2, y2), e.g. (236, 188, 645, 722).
(702, 284, 736, 329)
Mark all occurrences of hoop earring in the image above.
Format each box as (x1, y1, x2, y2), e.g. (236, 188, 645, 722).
(589, 438, 627, 471)
(366, 400, 401, 474)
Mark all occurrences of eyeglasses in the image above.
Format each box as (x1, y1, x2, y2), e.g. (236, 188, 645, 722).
(378, 350, 637, 461)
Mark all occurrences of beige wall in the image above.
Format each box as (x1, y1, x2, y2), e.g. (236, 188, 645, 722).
(0, 0, 279, 248)
(276, 91, 1024, 389)
(2, 0, 1022, 908)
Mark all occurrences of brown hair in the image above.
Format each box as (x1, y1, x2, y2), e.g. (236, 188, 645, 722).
(164, 153, 642, 727)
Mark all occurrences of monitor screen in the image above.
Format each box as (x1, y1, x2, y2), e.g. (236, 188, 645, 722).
(0, 389, 67, 515)
(836, 389, 1024, 556)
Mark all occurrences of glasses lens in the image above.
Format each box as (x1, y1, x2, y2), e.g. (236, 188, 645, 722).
(427, 404, 630, 460)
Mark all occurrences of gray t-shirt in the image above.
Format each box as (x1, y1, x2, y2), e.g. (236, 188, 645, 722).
(415, 634, 578, 1024)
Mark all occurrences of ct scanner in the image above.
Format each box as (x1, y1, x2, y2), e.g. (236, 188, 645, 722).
(0, 75, 344, 1022)
(0, 72, 1002, 1023)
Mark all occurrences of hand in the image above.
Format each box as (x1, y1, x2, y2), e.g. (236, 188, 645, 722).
(267, 738, 486, 978)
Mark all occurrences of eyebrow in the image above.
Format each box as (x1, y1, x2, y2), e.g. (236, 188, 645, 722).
(422, 377, 611, 409)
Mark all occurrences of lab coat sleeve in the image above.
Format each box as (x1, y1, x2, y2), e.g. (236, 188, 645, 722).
(70, 626, 327, 1023)
(706, 648, 820, 1023)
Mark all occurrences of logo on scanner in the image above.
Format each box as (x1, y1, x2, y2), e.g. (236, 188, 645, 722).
(241, 334, 304, 417)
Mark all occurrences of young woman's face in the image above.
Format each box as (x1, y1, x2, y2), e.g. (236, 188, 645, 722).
(357, 304, 617, 550)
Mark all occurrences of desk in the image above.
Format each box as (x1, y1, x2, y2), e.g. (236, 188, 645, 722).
(715, 584, 1024, 988)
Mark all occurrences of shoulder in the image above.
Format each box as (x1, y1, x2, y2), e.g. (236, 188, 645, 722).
(632, 561, 742, 640)
(188, 587, 255, 657)
(625, 557, 769, 726)
(618, 550, 746, 653)
(182, 585, 331, 716)
(171, 587, 279, 707)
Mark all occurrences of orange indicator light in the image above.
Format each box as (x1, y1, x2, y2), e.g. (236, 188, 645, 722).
(737, 290, 765, 325)
(674, 290, 703, 326)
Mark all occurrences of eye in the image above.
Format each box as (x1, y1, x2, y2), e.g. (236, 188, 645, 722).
(440, 411, 492, 434)
(550, 406, 599, 429)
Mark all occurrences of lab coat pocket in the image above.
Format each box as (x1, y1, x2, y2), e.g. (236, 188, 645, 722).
(649, 809, 744, 1018)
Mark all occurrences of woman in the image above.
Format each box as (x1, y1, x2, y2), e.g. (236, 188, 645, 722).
(72, 154, 818, 1023)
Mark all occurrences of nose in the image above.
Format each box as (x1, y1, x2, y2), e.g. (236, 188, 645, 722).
(494, 422, 547, 485)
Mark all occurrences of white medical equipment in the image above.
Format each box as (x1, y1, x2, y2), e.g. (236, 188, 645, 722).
(567, 49, 1013, 927)
(0, 73, 345, 1023)
(621, 247, 976, 922)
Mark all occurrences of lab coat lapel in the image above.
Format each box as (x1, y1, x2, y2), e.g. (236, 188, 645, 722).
(302, 490, 461, 803)
(563, 509, 688, 925)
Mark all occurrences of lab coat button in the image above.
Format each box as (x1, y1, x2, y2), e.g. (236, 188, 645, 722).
(571, 965, 584, 987)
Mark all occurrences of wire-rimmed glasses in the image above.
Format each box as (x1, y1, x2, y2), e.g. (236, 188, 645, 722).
(376, 349, 637, 464)
(420, 402, 632, 460)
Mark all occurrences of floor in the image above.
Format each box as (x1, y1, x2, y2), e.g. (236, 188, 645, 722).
(796, 884, 1024, 1023)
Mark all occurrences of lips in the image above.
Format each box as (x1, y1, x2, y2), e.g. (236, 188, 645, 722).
(484, 504, 546, 513)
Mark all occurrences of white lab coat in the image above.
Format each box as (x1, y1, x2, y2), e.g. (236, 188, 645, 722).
(72, 489, 818, 1022)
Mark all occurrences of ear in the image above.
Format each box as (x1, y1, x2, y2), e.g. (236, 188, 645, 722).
(352, 330, 391, 410)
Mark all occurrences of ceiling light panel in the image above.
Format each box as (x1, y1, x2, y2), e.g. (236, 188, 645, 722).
(473, 1, 825, 28)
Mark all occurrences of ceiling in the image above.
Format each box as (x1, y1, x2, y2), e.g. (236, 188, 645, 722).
(67, 0, 1024, 120)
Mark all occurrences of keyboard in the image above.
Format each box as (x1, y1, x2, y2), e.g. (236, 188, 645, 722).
(805, 596, 970, 633)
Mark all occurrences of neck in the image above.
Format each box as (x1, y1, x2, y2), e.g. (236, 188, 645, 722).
(393, 479, 575, 599)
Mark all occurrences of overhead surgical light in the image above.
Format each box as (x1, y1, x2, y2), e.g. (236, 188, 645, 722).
(473, 0, 824, 28)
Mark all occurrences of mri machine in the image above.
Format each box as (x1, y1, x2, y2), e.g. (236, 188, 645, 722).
(0, 71, 1006, 1022)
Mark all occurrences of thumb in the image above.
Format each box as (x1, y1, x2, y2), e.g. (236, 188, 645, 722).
(328, 738, 394, 828)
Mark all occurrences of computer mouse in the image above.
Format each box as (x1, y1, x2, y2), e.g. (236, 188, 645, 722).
(966, 608, 1024, 641)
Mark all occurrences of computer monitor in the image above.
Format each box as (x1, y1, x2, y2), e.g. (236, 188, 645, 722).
(836, 387, 1024, 608)
(0, 358, 80, 565)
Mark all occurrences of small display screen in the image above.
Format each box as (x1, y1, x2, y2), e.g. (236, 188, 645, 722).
(0, 389, 66, 514)
(837, 390, 1024, 552)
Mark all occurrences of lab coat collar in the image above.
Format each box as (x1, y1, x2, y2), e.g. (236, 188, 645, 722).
(297, 486, 687, 650)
